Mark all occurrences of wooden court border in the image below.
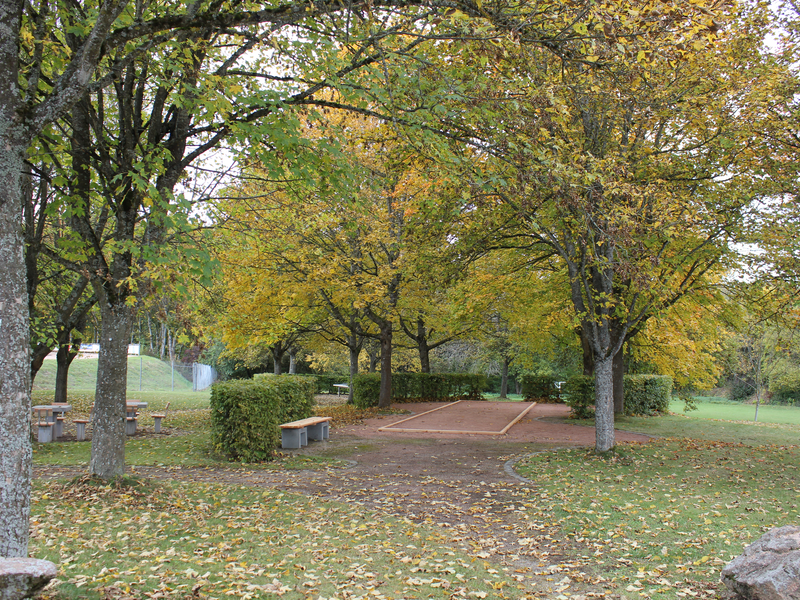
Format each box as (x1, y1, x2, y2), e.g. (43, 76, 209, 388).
(377, 401, 538, 435)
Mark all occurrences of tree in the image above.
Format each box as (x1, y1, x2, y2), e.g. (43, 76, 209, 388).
(3, 0, 457, 555)
(407, 1, 774, 451)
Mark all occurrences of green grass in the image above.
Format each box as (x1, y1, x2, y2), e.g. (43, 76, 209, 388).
(514, 439, 800, 599)
(674, 398, 800, 425)
(31, 481, 519, 600)
(563, 399, 800, 447)
(30, 390, 800, 599)
(32, 355, 194, 392)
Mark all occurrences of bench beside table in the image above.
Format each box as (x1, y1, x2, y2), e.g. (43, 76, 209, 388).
(280, 417, 332, 449)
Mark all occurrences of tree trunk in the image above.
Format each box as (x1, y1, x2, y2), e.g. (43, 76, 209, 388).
(613, 345, 625, 415)
(348, 345, 360, 404)
(416, 319, 431, 373)
(378, 321, 393, 409)
(499, 357, 509, 399)
(159, 323, 167, 360)
(288, 348, 296, 374)
(594, 356, 615, 452)
(419, 341, 431, 373)
(366, 342, 380, 373)
(54, 342, 79, 404)
(272, 344, 284, 375)
(89, 302, 133, 479)
(0, 132, 33, 558)
(30, 343, 51, 384)
(580, 328, 595, 376)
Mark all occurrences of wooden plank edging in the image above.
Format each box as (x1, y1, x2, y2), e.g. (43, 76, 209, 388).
(377, 401, 462, 432)
(498, 402, 538, 434)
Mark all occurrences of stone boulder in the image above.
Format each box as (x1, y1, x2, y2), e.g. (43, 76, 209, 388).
(0, 558, 57, 600)
(721, 525, 800, 600)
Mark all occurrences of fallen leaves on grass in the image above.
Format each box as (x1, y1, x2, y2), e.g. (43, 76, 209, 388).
(514, 438, 800, 599)
(31, 479, 522, 600)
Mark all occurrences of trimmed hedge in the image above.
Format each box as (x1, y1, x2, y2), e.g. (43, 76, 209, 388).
(353, 373, 487, 408)
(563, 375, 595, 419)
(520, 374, 562, 402)
(210, 375, 316, 461)
(353, 374, 382, 408)
(625, 374, 672, 415)
(563, 374, 673, 418)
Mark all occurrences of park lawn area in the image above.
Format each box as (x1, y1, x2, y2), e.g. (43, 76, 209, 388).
(671, 397, 800, 425)
(514, 438, 800, 599)
(30, 480, 518, 600)
(33, 356, 195, 393)
(565, 399, 800, 447)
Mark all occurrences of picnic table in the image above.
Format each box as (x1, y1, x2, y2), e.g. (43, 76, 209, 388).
(31, 404, 72, 441)
(125, 401, 148, 434)
(333, 383, 349, 396)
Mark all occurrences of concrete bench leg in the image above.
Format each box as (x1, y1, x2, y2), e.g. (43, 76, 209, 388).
(281, 427, 308, 449)
(126, 417, 137, 435)
(37, 424, 53, 443)
(153, 416, 163, 433)
(75, 422, 87, 441)
(307, 422, 329, 441)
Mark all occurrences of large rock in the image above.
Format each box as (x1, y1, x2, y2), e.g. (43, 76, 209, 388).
(721, 525, 800, 600)
(0, 558, 57, 600)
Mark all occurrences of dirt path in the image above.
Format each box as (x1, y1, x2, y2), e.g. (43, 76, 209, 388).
(35, 403, 651, 598)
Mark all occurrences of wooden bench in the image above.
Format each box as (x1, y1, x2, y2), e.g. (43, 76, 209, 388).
(280, 417, 332, 449)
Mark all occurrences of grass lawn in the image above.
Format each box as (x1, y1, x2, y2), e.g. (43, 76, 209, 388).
(672, 397, 800, 425)
(28, 392, 800, 599)
(33, 355, 194, 393)
(31, 480, 516, 600)
(514, 438, 800, 599)
(565, 399, 800, 447)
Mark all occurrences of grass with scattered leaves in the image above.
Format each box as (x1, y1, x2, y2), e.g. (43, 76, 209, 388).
(33, 356, 195, 392)
(32, 479, 519, 600)
(673, 398, 800, 425)
(514, 438, 800, 599)
(566, 402, 800, 447)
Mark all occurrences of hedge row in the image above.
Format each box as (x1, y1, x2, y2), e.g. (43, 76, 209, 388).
(564, 374, 673, 418)
(210, 375, 316, 461)
(352, 373, 487, 408)
(520, 374, 562, 402)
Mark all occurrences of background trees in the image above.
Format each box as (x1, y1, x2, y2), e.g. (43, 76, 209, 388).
(397, 0, 776, 451)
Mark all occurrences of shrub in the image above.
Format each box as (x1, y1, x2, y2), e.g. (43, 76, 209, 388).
(563, 374, 672, 418)
(352, 373, 487, 407)
(210, 375, 316, 461)
(353, 373, 382, 408)
(563, 375, 595, 418)
(624, 374, 672, 415)
(730, 377, 753, 402)
(770, 370, 800, 406)
(520, 374, 562, 402)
